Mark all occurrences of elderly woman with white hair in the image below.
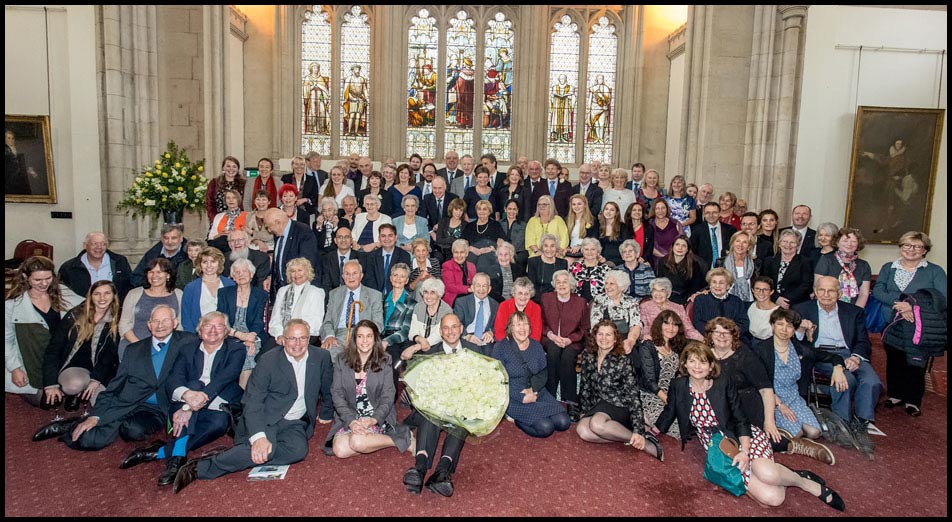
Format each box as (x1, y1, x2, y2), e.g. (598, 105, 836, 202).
(526, 234, 568, 300)
(569, 238, 612, 302)
(216, 258, 269, 387)
(617, 239, 655, 299)
(400, 278, 453, 360)
(589, 270, 642, 353)
(267, 257, 325, 351)
(392, 194, 430, 252)
(540, 270, 591, 421)
(485, 241, 526, 303)
(638, 277, 704, 341)
(493, 277, 543, 342)
(441, 239, 477, 307)
(313, 196, 347, 254)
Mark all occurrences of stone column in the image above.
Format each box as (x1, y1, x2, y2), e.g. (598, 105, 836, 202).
(203, 5, 226, 187)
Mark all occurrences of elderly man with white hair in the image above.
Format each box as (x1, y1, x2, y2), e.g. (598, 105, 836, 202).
(59, 231, 133, 303)
(222, 229, 271, 290)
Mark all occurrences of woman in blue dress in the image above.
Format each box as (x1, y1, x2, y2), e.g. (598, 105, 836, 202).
(492, 311, 571, 438)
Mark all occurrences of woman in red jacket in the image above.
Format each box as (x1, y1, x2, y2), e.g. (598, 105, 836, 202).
(494, 276, 542, 342)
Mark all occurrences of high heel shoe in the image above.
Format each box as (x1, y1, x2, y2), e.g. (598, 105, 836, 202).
(817, 484, 846, 511)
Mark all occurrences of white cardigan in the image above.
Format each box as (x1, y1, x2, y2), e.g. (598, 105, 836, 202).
(350, 212, 393, 244)
(269, 283, 325, 338)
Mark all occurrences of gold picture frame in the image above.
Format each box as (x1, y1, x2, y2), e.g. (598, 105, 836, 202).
(845, 106, 944, 244)
(5, 114, 57, 204)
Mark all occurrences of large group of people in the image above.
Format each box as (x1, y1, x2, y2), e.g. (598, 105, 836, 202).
(7, 152, 947, 511)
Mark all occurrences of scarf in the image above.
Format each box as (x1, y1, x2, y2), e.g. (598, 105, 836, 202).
(730, 255, 755, 302)
(224, 207, 242, 230)
(835, 250, 859, 302)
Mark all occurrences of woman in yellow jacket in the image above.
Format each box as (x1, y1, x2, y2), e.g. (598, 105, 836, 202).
(525, 195, 568, 257)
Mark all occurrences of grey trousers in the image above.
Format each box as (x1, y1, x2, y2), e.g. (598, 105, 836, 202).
(197, 418, 308, 480)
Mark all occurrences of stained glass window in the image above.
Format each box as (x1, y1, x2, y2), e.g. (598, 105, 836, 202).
(482, 12, 514, 161)
(301, 6, 332, 156)
(546, 15, 580, 164)
(444, 10, 476, 157)
(584, 16, 617, 165)
(339, 5, 371, 157)
(407, 9, 438, 159)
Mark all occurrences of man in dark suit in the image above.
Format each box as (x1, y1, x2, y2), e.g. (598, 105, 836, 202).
(781, 204, 817, 257)
(265, 208, 319, 303)
(572, 163, 603, 215)
(453, 273, 499, 350)
(524, 160, 546, 198)
(401, 314, 481, 497)
(436, 150, 460, 182)
(480, 153, 507, 190)
(222, 230, 271, 290)
(690, 202, 737, 270)
(172, 318, 334, 494)
(794, 276, 882, 439)
(305, 151, 328, 187)
(61, 305, 196, 455)
(131, 224, 189, 287)
(361, 224, 411, 295)
(58, 231, 133, 303)
(318, 226, 357, 290)
(530, 158, 573, 218)
(626, 162, 646, 192)
(280, 155, 320, 219)
(120, 311, 245, 486)
(420, 176, 459, 230)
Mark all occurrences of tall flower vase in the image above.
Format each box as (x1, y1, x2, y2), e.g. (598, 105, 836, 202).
(162, 208, 183, 226)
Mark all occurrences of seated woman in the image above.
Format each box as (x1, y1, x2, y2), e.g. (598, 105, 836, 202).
(715, 231, 758, 303)
(526, 234, 568, 300)
(175, 240, 207, 291)
(433, 198, 468, 263)
(597, 202, 627, 266)
(338, 194, 360, 228)
(276, 183, 310, 225)
(393, 194, 430, 252)
(493, 277, 542, 343)
(753, 309, 843, 464)
(313, 197, 348, 254)
(181, 247, 234, 334)
(325, 320, 413, 458)
(748, 276, 780, 341)
(589, 270, 642, 352)
(400, 279, 453, 360)
(461, 200, 504, 270)
(639, 310, 688, 440)
(493, 311, 572, 438)
(245, 190, 276, 252)
(540, 270, 590, 420)
(268, 257, 325, 350)
(761, 229, 813, 309)
(525, 195, 568, 257)
(813, 227, 871, 308)
(407, 238, 442, 302)
(484, 242, 526, 305)
(208, 189, 249, 241)
(691, 268, 751, 344)
(119, 258, 183, 359)
(639, 277, 704, 341)
(499, 198, 529, 270)
(617, 239, 655, 299)
(381, 263, 416, 387)
(217, 258, 268, 388)
(41, 280, 119, 414)
(569, 238, 611, 303)
(351, 194, 393, 254)
(441, 239, 476, 307)
(653, 342, 844, 511)
(564, 194, 597, 263)
(576, 320, 663, 461)
(655, 235, 706, 305)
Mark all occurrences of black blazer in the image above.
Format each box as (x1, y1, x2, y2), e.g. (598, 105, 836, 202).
(760, 254, 813, 306)
(484, 261, 527, 304)
(59, 250, 133, 303)
(43, 307, 121, 388)
(780, 226, 817, 258)
(436, 167, 460, 183)
(319, 249, 357, 290)
(793, 300, 872, 360)
(530, 179, 573, 218)
(239, 345, 333, 442)
(526, 256, 568, 297)
(90, 331, 197, 427)
(280, 173, 320, 217)
(573, 182, 604, 217)
(308, 169, 328, 188)
(167, 336, 246, 417)
(625, 221, 655, 264)
(361, 248, 412, 295)
(655, 375, 752, 450)
(689, 221, 736, 269)
(420, 192, 460, 230)
(131, 240, 190, 288)
(752, 337, 845, 400)
(217, 285, 269, 339)
(494, 185, 533, 222)
(270, 220, 320, 300)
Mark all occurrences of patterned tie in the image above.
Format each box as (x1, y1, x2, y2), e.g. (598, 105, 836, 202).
(424, 183, 431, 196)
(710, 227, 719, 269)
(474, 299, 485, 338)
(339, 255, 345, 278)
(549, 180, 556, 197)
(383, 253, 392, 293)
(346, 291, 356, 326)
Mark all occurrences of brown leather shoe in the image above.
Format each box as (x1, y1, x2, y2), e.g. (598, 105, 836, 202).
(788, 436, 836, 466)
(172, 458, 200, 494)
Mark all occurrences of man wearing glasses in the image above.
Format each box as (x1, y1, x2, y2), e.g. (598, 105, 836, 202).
(62, 306, 197, 456)
(171, 318, 334, 493)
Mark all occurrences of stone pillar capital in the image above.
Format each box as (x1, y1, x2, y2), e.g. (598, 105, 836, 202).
(778, 5, 808, 27)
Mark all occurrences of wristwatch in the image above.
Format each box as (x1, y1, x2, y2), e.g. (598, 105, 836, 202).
(181, 403, 191, 412)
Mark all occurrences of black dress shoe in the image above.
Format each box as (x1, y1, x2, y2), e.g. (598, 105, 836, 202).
(32, 417, 80, 442)
(403, 466, 424, 495)
(567, 404, 581, 423)
(157, 456, 187, 486)
(424, 468, 454, 497)
(63, 395, 81, 412)
(119, 440, 164, 469)
(172, 458, 201, 494)
(644, 433, 664, 462)
(883, 397, 902, 408)
(905, 404, 922, 417)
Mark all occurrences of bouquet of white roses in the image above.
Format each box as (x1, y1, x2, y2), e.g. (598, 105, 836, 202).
(402, 349, 509, 438)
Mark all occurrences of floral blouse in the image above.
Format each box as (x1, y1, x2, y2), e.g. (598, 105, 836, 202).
(589, 294, 642, 333)
(578, 350, 645, 435)
(570, 261, 611, 302)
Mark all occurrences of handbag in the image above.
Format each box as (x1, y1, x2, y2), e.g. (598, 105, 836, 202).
(600, 306, 630, 336)
(703, 430, 747, 497)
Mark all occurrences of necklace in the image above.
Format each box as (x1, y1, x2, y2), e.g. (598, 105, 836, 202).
(476, 221, 488, 234)
(713, 347, 732, 360)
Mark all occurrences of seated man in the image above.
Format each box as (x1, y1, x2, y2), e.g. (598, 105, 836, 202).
(320, 260, 384, 360)
(119, 311, 245, 487)
(58, 231, 133, 303)
(172, 318, 334, 494)
(401, 314, 480, 497)
(61, 305, 196, 454)
(452, 272, 499, 350)
(131, 224, 189, 288)
(794, 276, 882, 447)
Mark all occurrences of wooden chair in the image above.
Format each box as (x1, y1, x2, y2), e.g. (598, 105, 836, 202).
(4, 240, 54, 286)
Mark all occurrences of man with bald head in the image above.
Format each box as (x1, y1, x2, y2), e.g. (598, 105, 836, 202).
(696, 183, 715, 207)
(437, 150, 461, 182)
(421, 175, 460, 230)
(525, 160, 544, 195)
(59, 231, 133, 302)
(319, 260, 383, 359)
(264, 208, 318, 302)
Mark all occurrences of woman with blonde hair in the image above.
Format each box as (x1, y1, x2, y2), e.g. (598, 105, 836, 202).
(600, 168, 636, 217)
(564, 194, 596, 261)
(181, 247, 234, 333)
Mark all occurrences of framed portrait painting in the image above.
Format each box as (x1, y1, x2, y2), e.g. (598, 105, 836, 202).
(845, 106, 944, 244)
(4, 114, 57, 204)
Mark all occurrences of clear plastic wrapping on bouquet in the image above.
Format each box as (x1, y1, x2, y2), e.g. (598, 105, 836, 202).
(402, 349, 509, 438)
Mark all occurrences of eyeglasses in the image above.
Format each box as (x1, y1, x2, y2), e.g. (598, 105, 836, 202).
(149, 318, 174, 326)
(284, 336, 309, 344)
(900, 244, 925, 251)
(711, 331, 732, 337)
(753, 287, 772, 293)
(202, 323, 227, 331)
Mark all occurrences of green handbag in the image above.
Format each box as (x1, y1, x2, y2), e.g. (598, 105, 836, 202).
(703, 431, 747, 497)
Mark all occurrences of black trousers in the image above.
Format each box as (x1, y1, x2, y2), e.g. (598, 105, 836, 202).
(416, 417, 465, 473)
(164, 409, 231, 457)
(543, 339, 582, 404)
(885, 343, 928, 407)
(64, 403, 165, 451)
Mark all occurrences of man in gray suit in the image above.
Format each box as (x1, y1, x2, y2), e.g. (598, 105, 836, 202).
(320, 260, 384, 360)
(452, 273, 499, 352)
(172, 318, 334, 493)
(449, 154, 477, 197)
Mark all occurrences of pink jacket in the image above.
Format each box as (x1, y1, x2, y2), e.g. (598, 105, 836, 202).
(638, 299, 705, 341)
(441, 260, 476, 307)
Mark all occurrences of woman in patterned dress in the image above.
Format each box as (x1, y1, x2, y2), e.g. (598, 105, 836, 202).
(575, 321, 664, 461)
(653, 342, 845, 511)
(569, 238, 611, 303)
(492, 312, 571, 438)
(639, 310, 688, 440)
(326, 320, 412, 458)
(588, 270, 642, 352)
